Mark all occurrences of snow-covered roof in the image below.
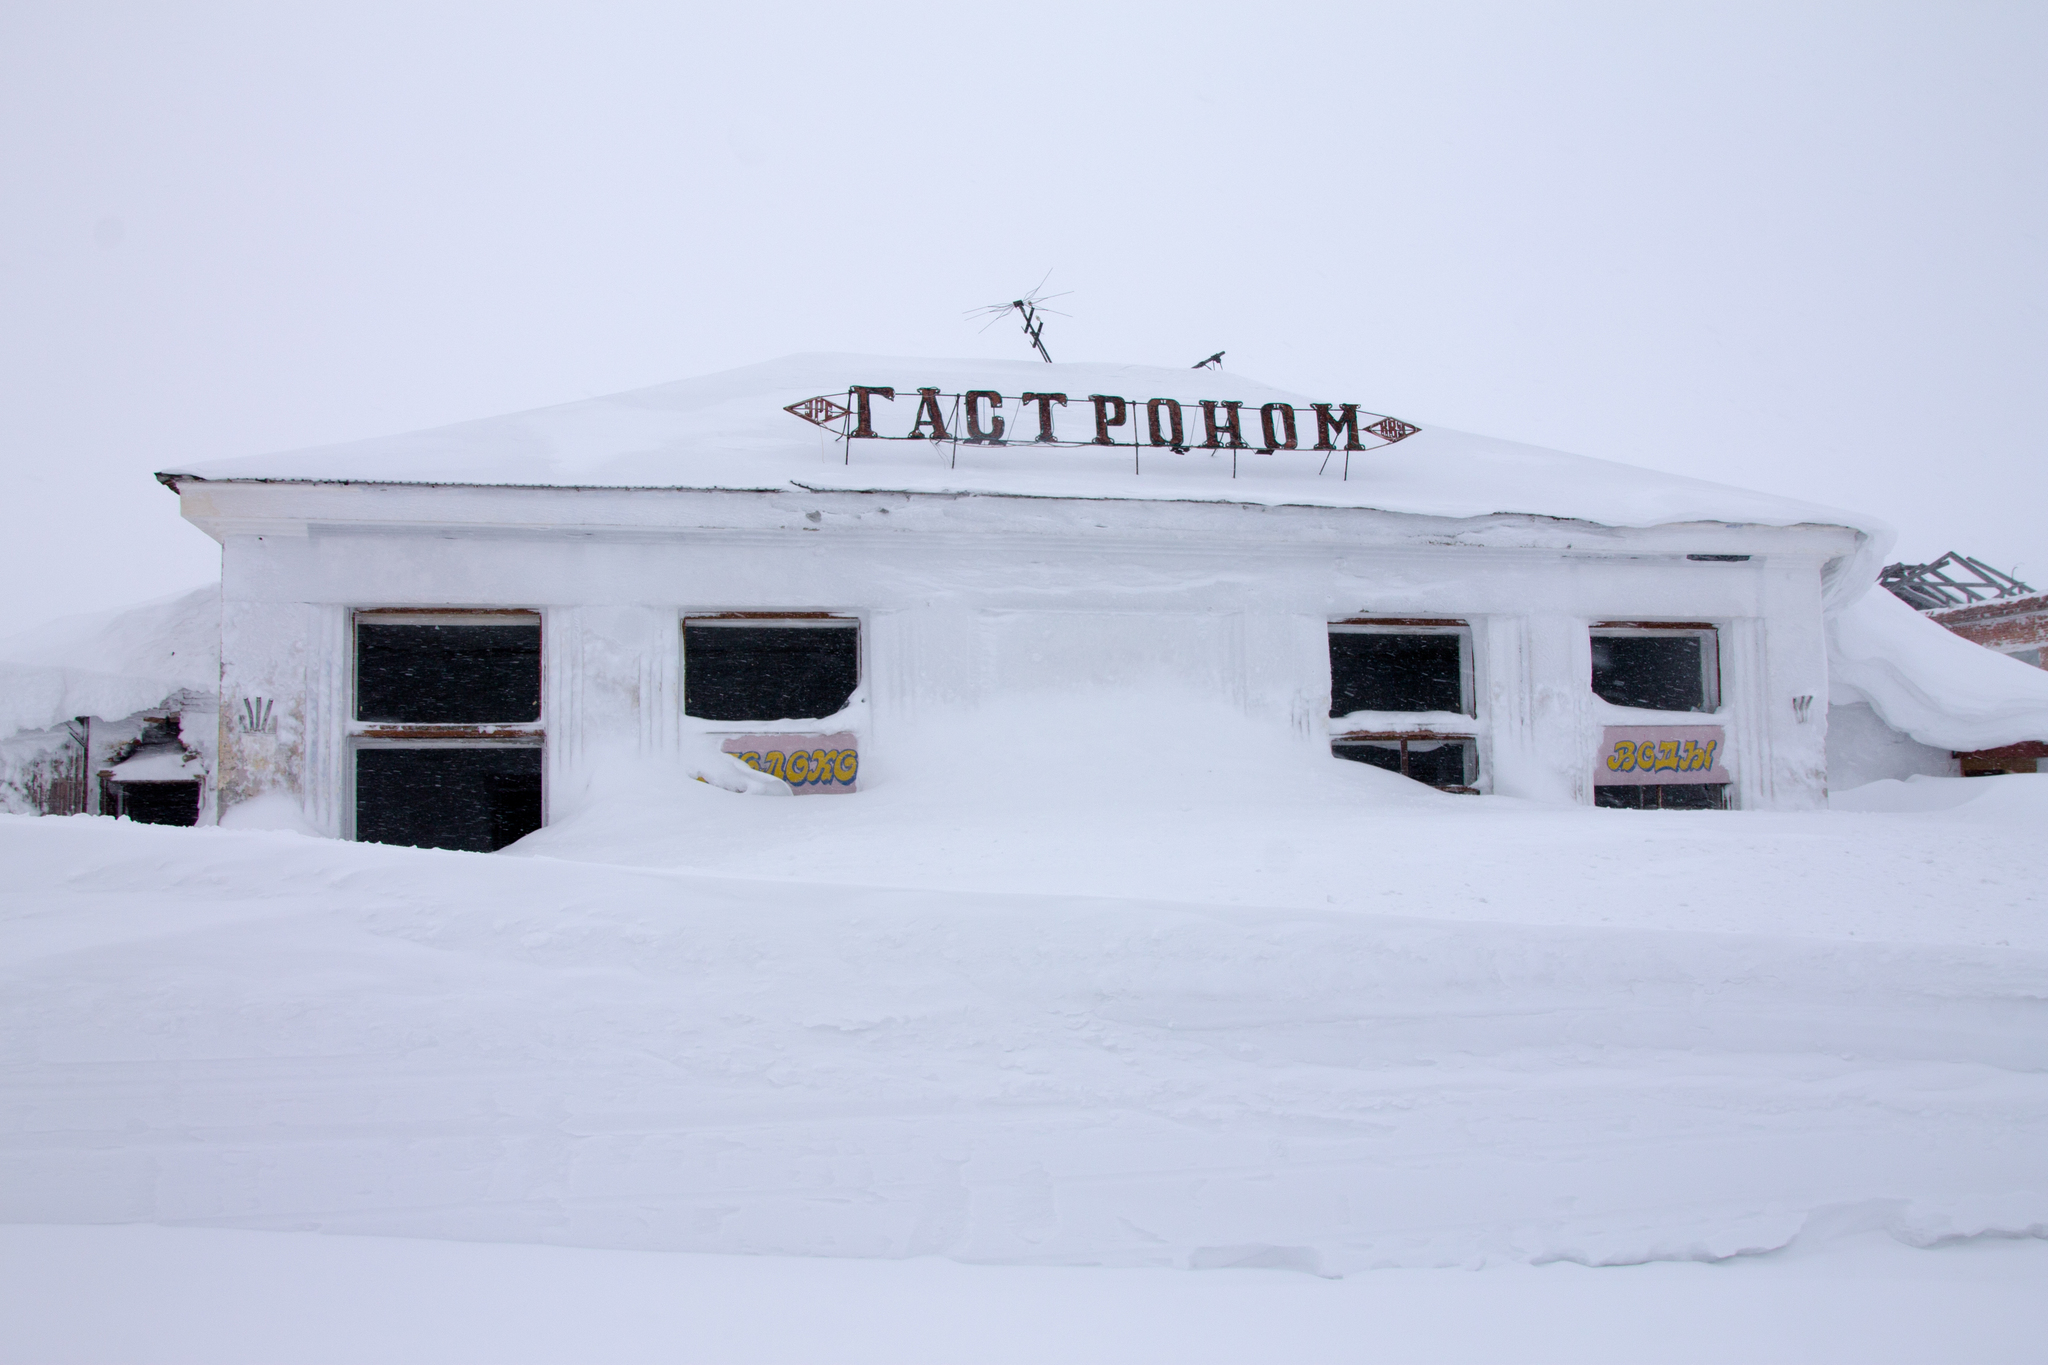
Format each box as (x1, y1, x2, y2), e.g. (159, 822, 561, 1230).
(1830, 588, 2048, 751)
(167, 353, 1883, 542)
(0, 585, 219, 738)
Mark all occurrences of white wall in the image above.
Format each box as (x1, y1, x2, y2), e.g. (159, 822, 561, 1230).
(193, 484, 1855, 824)
(1824, 701, 1956, 790)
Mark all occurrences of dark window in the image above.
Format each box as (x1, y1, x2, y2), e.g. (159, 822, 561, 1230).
(107, 780, 202, 826)
(685, 623, 859, 721)
(1332, 736, 1477, 789)
(1402, 740, 1473, 787)
(356, 621, 541, 724)
(1335, 741, 1404, 775)
(1595, 783, 1727, 810)
(355, 746, 543, 851)
(1590, 632, 1714, 712)
(1329, 631, 1465, 715)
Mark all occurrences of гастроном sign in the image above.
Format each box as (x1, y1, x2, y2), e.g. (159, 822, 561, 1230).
(721, 733, 858, 794)
(785, 387, 1419, 469)
(1598, 726, 1730, 785)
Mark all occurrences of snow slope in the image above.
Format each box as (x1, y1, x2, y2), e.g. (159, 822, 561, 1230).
(5, 769, 2045, 1275)
(1830, 586, 2048, 750)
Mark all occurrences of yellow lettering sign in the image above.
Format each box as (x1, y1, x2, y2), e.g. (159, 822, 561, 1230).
(1602, 733, 1720, 780)
(733, 747, 859, 788)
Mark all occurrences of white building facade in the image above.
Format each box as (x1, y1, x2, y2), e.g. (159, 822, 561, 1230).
(162, 355, 1877, 848)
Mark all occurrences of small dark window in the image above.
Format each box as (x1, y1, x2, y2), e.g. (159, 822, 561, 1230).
(1330, 630, 1466, 715)
(685, 622, 859, 721)
(357, 619, 541, 724)
(355, 746, 543, 851)
(1590, 631, 1716, 712)
(1332, 736, 1477, 790)
(1595, 783, 1727, 810)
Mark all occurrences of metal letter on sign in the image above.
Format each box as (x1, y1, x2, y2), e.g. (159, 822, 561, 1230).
(784, 395, 852, 430)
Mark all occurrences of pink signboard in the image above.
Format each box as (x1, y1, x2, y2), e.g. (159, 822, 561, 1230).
(1597, 725, 1729, 786)
(721, 732, 859, 794)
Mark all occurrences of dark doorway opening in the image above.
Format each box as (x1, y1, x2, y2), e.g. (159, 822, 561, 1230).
(355, 746, 544, 851)
(1332, 736, 1478, 790)
(106, 780, 202, 826)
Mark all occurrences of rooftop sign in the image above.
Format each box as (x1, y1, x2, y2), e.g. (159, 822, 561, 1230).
(785, 387, 1419, 479)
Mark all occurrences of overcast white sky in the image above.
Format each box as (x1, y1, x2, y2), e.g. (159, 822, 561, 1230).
(2, 1, 2042, 637)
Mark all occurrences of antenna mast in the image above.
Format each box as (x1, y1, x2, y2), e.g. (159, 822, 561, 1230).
(1013, 297, 1053, 362)
(970, 275, 1070, 363)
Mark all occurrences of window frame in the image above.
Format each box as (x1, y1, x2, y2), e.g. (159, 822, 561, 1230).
(351, 608, 546, 728)
(680, 612, 864, 730)
(1331, 731, 1480, 792)
(346, 609, 546, 844)
(349, 736, 546, 851)
(1327, 618, 1476, 721)
(1588, 621, 1722, 715)
(1594, 782, 1730, 811)
(1327, 618, 1481, 792)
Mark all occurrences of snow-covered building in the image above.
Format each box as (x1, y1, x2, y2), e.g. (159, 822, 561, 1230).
(0, 587, 220, 824)
(1870, 552, 2048, 777)
(141, 353, 1943, 850)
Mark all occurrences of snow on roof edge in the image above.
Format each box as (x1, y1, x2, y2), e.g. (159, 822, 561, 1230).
(159, 353, 1896, 610)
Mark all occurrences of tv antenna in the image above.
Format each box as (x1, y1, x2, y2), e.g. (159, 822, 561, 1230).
(970, 274, 1070, 363)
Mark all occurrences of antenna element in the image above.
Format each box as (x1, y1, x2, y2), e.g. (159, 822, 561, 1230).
(969, 274, 1070, 363)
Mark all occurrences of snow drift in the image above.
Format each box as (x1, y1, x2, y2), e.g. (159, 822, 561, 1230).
(1829, 587, 2048, 752)
(4, 775, 2046, 1274)
(0, 583, 219, 737)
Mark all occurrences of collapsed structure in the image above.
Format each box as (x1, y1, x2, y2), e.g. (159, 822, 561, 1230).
(0, 586, 219, 826)
(1876, 552, 2048, 776)
(10, 353, 2044, 848)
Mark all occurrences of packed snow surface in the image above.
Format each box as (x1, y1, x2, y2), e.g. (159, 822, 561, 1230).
(169, 353, 1884, 540)
(1830, 585, 2048, 750)
(5, 724, 2045, 1276)
(4, 1223, 2043, 1365)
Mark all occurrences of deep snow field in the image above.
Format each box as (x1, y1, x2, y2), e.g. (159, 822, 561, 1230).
(4, 711, 2046, 1360)
(4, 1223, 2043, 1363)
